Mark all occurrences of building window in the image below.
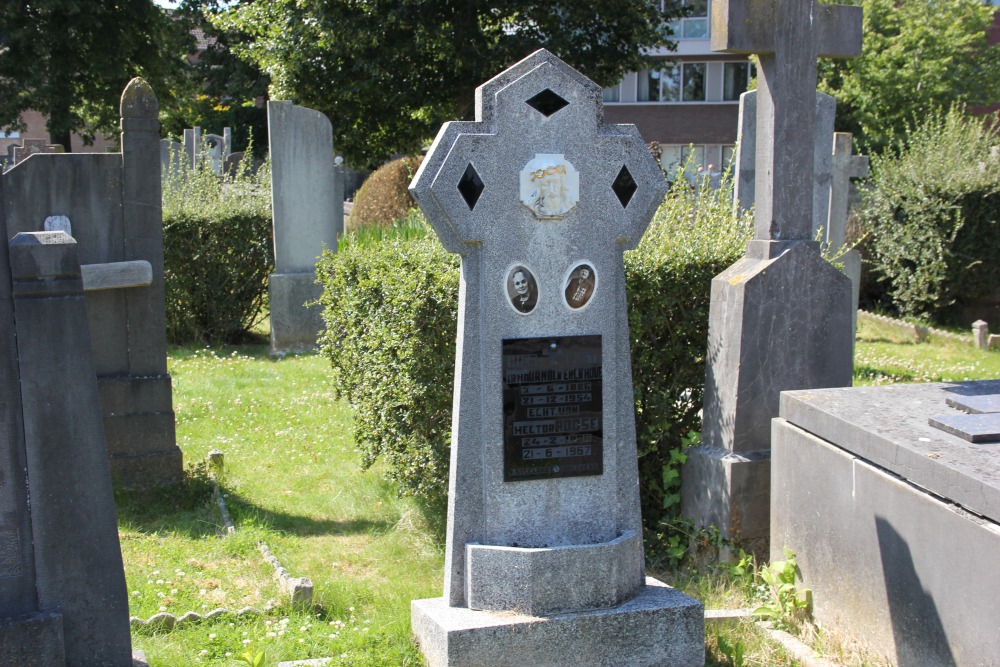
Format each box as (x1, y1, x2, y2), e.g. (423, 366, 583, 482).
(666, 0, 709, 40)
(682, 63, 706, 101)
(603, 84, 621, 103)
(722, 145, 737, 170)
(638, 63, 705, 102)
(661, 144, 708, 181)
(723, 62, 755, 101)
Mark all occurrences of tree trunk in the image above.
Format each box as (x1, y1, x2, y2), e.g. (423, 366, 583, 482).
(50, 128, 73, 153)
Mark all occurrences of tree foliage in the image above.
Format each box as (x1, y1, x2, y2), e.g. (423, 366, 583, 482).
(818, 0, 1000, 155)
(159, 0, 271, 156)
(0, 1, 192, 149)
(212, 0, 678, 168)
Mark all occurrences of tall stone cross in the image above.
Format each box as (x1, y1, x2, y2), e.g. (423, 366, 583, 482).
(827, 132, 869, 250)
(713, 0, 862, 244)
(410, 50, 702, 667)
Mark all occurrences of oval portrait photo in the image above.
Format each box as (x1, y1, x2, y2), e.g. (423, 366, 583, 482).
(564, 262, 597, 309)
(506, 264, 539, 314)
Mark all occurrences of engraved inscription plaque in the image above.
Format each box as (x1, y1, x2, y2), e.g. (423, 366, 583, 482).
(503, 335, 603, 481)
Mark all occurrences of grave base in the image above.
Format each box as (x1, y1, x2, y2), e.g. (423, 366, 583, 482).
(100, 375, 181, 488)
(269, 272, 324, 355)
(412, 577, 703, 667)
(0, 612, 66, 667)
(680, 444, 770, 550)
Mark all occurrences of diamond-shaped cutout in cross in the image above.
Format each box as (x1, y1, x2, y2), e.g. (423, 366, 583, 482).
(458, 163, 485, 211)
(612, 165, 637, 208)
(525, 88, 570, 117)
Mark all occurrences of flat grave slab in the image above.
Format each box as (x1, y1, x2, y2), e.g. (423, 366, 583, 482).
(775, 380, 1000, 664)
(779, 379, 1000, 522)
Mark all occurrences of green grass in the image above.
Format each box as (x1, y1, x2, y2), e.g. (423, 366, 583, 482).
(120, 346, 442, 666)
(120, 323, 1000, 665)
(854, 316, 1000, 385)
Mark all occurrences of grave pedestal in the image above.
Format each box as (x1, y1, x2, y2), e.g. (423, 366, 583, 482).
(413, 578, 703, 667)
(774, 380, 1000, 666)
(268, 272, 325, 353)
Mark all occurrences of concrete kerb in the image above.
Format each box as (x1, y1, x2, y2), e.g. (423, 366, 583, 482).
(129, 450, 313, 628)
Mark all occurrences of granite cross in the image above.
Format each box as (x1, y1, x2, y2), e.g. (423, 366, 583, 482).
(827, 132, 868, 250)
(410, 49, 666, 608)
(712, 0, 862, 242)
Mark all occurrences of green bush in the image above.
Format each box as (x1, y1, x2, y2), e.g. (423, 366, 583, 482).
(861, 107, 1000, 323)
(348, 156, 423, 231)
(316, 227, 459, 503)
(162, 153, 274, 344)
(317, 178, 751, 526)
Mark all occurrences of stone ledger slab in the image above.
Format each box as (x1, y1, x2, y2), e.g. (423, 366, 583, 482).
(412, 578, 703, 667)
(773, 380, 1000, 665)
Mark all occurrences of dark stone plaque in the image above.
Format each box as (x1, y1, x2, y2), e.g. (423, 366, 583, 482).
(929, 413, 1000, 443)
(503, 335, 603, 481)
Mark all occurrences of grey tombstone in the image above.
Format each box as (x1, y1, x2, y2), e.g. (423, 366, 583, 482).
(159, 139, 184, 181)
(267, 100, 343, 354)
(408, 49, 703, 667)
(774, 380, 1000, 664)
(681, 0, 861, 550)
(12, 139, 63, 167)
(734, 89, 836, 242)
(204, 133, 226, 175)
(1, 78, 180, 488)
(828, 131, 869, 344)
(182, 126, 201, 170)
(0, 228, 132, 666)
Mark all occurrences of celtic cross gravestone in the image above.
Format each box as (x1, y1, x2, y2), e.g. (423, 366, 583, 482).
(682, 0, 862, 551)
(409, 49, 703, 667)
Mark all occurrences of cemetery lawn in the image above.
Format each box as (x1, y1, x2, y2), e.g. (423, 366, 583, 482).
(118, 346, 442, 666)
(854, 317, 1000, 385)
(118, 329, 998, 666)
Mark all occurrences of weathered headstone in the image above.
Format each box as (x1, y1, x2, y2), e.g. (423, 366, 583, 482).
(408, 49, 703, 667)
(159, 138, 184, 180)
(267, 101, 344, 354)
(734, 89, 836, 241)
(12, 139, 63, 167)
(681, 0, 861, 549)
(1, 78, 181, 488)
(0, 227, 132, 665)
(828, 131, 869, 343)
(182, 126, 202, 169)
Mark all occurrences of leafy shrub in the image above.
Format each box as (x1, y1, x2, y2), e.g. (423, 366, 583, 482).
(316, 225, 459, 504)
(348, 156, 423, 231)
(317, 178, 751, 526)
(162, 152, 274, 343)
(861, 107, 1000, 323)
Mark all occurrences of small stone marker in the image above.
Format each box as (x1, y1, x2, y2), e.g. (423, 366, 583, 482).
(682, 0, 861, 549)
(409, 49, 703, 667)
(929, 413, 1000, 443)
(946, 393, 1000, 414)
(43, 214, 71, 236)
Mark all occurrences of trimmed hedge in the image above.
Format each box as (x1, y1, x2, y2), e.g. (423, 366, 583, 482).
(861, 108, 1000, 323)
(162, 155, 274, 344)
(348, 155, 423, 231)
(317, 177, 751, 528)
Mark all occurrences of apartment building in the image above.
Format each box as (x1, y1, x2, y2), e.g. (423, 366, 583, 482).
(602, 0, 753, 178)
